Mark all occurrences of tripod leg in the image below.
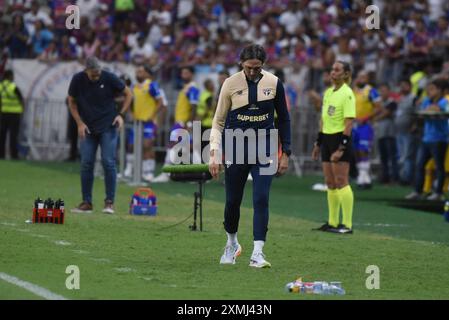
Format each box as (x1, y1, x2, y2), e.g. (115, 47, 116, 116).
(190, 191, 199, 231)
(199, 182, 203, 231)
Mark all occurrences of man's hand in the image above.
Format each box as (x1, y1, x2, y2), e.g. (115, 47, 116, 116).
(209, 150, 223, 179)
(112, 114, 124, 129)
(277, 152, 289, 176)
(312, 144, 320, 161)
(77, 122, 90, 139)
(330, 149, 344, 162)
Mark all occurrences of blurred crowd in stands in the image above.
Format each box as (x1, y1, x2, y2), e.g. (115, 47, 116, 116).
(1, 0, 448, 90)
(2, 0, 449, 195)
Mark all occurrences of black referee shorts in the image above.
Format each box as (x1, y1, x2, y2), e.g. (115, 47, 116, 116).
(321, 132, 353, 162)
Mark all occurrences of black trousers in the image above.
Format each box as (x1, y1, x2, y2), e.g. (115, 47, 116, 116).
(224, 163, 274, 241)
(0, 113, 21, 159)
(67, 112, 79, 160)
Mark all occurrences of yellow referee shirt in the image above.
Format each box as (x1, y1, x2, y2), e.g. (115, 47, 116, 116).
(322, 83, 356, 134)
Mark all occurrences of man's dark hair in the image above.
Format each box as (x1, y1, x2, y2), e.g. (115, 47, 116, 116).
(219, 69, 230, 77)
(336, 60, 352, 74)
(181, 66, 195, 74)
(335, 60, 352, 84)
(239, 44, 267, 63)
(430, 78, 447, 91)
(400, 78, 412, 86)
(204, 78, 214, 88)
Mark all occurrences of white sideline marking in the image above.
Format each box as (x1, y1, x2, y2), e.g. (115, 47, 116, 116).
(0, 272, 68, 300)
(54, 240, 71, 246)
(114, 267, 134, 273)
(15, 228, 30, 233)
(0, 222, 17, 226)
(355, 223, 408, 227)
(90, 258, 111, 263)
(29, 233, 49, 238)
(72, 250, 89, 255)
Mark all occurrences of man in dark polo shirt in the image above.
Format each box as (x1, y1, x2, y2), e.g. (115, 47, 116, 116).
(68, 57, 133, 213)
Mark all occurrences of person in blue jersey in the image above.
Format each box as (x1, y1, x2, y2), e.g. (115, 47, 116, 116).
(173, 66, 201, 163)
(352, 70, 382, 189)
(405, 79, 449, 201)
(124, 64, 163, 182)
(209, 44, 291, 268)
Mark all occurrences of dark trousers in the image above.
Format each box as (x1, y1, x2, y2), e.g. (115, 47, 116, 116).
(415, 141, 447, 194)
(79, 127, 118, 203)
(67, 113, 79, 160)
(0, 113, 21, 159)
(378, 137, 399, 183)
(224, 163, 274, 241)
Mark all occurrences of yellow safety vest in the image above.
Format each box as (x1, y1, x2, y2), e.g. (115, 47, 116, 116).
(410, 71, 426, 98)
(0, 80, 23, 114)
(197, 90, 214, 128)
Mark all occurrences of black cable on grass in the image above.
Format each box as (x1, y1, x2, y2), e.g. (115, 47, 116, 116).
(158, 212, 194, 231)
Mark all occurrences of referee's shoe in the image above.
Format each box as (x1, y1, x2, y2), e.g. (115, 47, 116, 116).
(329, 224, 353, 234)
(312, 222, 335, 232)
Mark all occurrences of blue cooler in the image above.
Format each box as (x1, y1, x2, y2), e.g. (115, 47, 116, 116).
(130, 188, 157, 216)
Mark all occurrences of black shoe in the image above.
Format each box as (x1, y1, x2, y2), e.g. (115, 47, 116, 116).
(357, 183, 372, 190)
(329, 224, 353, 234)
(312, 223, 335, 232)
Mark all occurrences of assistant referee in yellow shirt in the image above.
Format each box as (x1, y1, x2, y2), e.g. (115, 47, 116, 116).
(312, 61, 356, 234)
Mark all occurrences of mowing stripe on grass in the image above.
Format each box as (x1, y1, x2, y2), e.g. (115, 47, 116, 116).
(0, 272, 68, 300)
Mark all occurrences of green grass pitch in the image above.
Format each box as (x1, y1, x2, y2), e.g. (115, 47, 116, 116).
(1, 160, 449, 299)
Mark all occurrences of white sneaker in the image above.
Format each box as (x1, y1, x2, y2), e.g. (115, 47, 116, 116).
(249, 252, 271, 268)
(219, 243, 242, 265)
(426, 192, 445, 201)
(124, 165, 132, 178)
(142, 173, 154, 182)
(405, 191, 421, 200)
(102, 200, 114, 214)
(152, 172, 170, 183)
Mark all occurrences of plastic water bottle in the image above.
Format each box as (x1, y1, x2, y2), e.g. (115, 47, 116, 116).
(329, 282, 346, 295)
(313, 282, 346, 295)
(313, 282, 325, 294)
(285, 281, 301, 293)
(285, 280, 345, 295)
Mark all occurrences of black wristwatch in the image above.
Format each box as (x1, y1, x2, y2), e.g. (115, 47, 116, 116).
(283, 149, 291, 157)
(118, 112, 125, 119)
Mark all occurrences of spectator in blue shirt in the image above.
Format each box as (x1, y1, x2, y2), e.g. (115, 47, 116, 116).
(406, 79, 449, 201)
(31, 20, 53, 56)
